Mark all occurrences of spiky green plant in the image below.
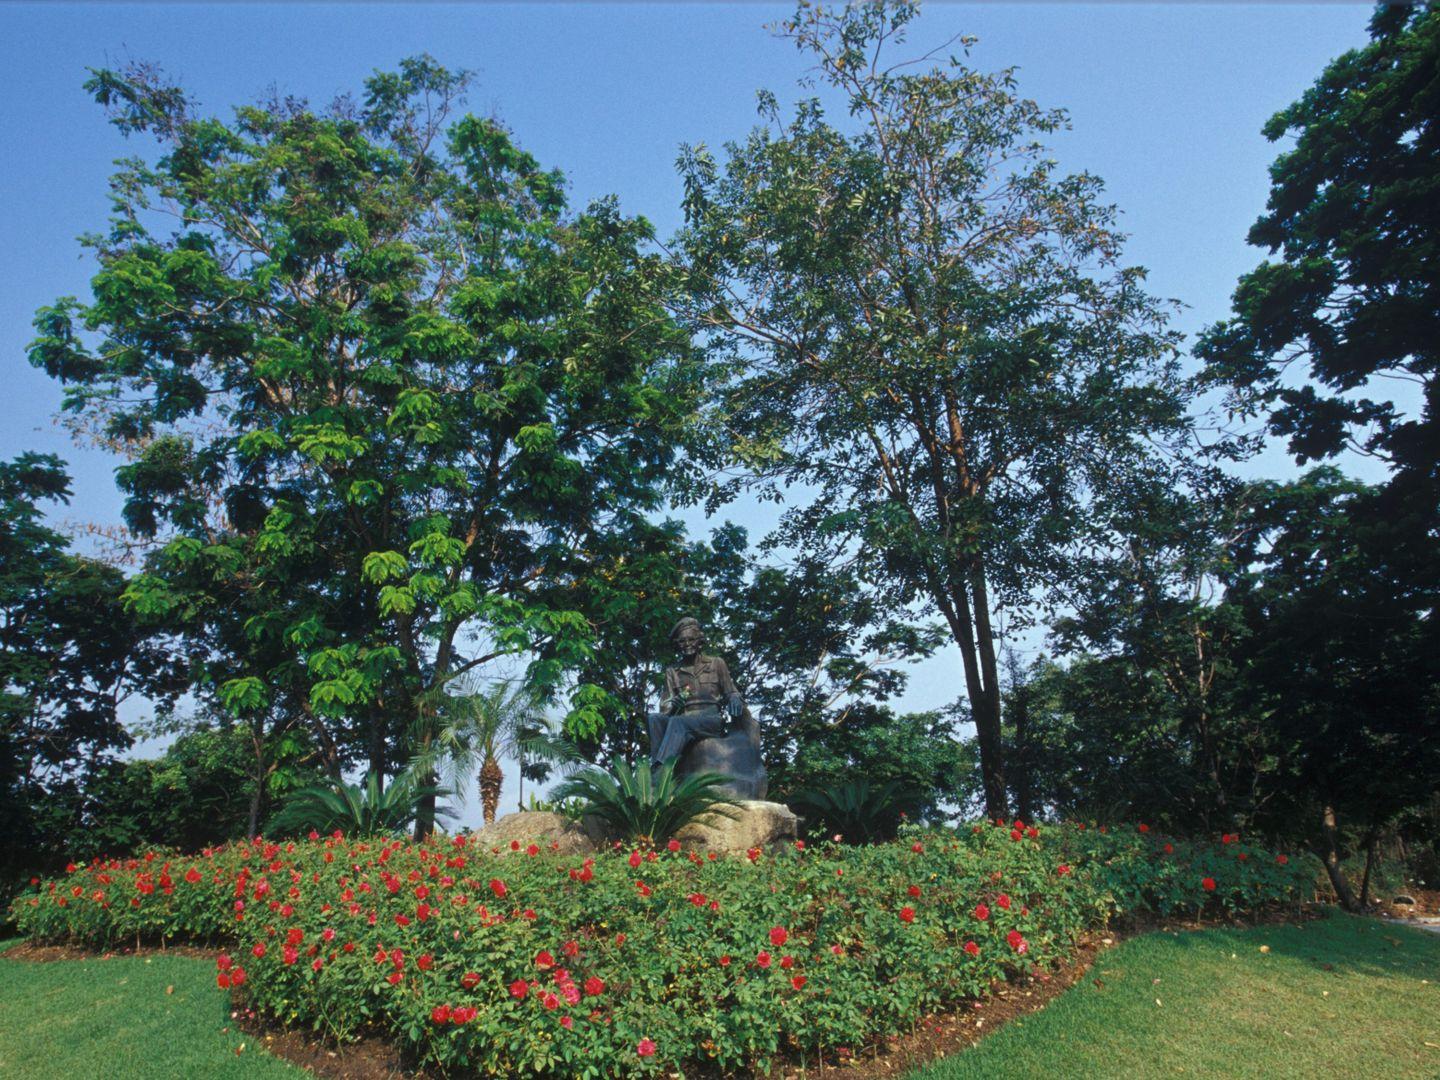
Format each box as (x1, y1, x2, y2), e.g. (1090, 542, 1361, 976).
(266, 767, 453, 838)
(789, 779, 921, 844)
(554, 759, 740, 846)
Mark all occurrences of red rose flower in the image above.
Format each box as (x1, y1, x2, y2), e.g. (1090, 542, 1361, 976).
(216, 973, 231, 989)
(1276, 854, 1289, 866)
(1138, 823, 1150, 833)
(489, 878, 507, 899)
(974, 903, 990, 921)
(1007, 930, 1028, 954)
(756, 950, 772, 968)
(908, 884, 922, 898)
(780, 954, 794, 969)
(963, 940, 980, 957)
(584, 976, 605, 996)
(510, 979, 529, 1000)
(996, 894, 1011, 910)
(535, 950, 555, 970)
(769, 926, 789, 948)
(1057, 864, 1071, 876)
(637, 1038, 656, 1058)
(432, 1005, 452, 1025)
(667, 839, 681, 852)
(791, 975, 807, 990)
(629, 850, 643, 869)
(1202, 876, 1217, 891)
(899, 906, 915, 923)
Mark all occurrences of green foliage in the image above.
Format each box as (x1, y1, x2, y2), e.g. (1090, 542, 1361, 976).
(554, 759, 740, 845)
(789, 779, 922, 843)
(0, 454, 185, 888)
(765, 703, 966, 827)
(30, 56, 700, 793)
(267, 768, 452, 838)
(10, 822, 1310, 1076)
(1196, 5, 1439, 493)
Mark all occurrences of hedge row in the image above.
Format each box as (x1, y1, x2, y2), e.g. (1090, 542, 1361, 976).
(10, 821, 1309, 1076)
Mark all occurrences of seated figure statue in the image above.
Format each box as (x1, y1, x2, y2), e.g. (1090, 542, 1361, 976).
(647, 616, 768, 800)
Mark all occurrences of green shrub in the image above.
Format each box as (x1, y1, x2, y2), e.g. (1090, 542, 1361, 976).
(553, 759, 739, 845)
(9, 821, 1310, 1076)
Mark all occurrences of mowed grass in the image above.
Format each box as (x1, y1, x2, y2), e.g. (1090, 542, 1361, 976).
(0, 939, 300, 1079)
(912, 911, 1440, 1080)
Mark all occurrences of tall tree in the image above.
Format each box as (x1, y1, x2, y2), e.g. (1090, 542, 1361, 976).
(675, 0, 1187, 816)
(29, 59, 699, 830)
(1197, 4, 1439, 507)
(1227, 469, 1440, 910)
(0, 454, 184, 875)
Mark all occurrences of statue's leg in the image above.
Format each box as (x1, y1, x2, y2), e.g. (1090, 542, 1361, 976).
(655, 712, 725, 763)
(646, 712, 669, 766)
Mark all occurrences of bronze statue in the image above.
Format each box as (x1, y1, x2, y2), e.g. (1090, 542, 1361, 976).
(648, 617, 767, 799)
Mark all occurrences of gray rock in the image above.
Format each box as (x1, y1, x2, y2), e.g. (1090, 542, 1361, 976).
(678, 724, 768, 800)
(674, 799, 799, 852)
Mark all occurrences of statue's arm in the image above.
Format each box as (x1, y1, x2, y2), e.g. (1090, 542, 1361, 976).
(658, 668, 681, 715)
(715, 659, 744, 717)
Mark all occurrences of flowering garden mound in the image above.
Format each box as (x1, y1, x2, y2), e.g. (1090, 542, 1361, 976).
(10, 822, 1308, 1077)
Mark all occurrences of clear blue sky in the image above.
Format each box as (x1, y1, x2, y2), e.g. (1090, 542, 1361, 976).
(0, 3, 1383, 822)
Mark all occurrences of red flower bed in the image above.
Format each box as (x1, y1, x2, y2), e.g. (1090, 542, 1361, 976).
(10, 822, 1309, 1076)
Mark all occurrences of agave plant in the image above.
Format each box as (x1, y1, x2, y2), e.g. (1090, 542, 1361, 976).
(266, 767, 453, 838)
(789, 778, 921, 844)
(554, 759, 740, 846)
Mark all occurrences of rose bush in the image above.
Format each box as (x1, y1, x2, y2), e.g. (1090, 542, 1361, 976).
(10, 821, 1310, 1076)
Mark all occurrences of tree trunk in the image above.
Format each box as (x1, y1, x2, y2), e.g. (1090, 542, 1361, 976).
(1358, 826, 1379, 908)
(964, 567, 1008, 820)
(479, 755, 504, 827)
(1013, 680, 1033, 825)
(413, 778, 437, 841)
(1317, 802, 1360, 911)
(247, 778, 264, 840)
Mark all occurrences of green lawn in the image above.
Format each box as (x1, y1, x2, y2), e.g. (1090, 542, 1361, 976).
(0, 940, 300, 1079)
(911, 911, 1440, 1080)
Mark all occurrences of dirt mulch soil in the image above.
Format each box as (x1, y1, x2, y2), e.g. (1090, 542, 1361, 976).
(6, 905, 1324, 1080)
(1, 939, 217, 963)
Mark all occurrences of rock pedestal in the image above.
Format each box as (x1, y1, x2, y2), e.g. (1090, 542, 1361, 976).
(676, 715, 768, 800)
(673, 800, 798, 852)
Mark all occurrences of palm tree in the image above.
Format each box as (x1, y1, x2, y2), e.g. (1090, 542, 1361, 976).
(412, 677, 580, 827)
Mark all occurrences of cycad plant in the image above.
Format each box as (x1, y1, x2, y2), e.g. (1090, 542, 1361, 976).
(555, 759, 740, 846)
(412, 678, 582, 826)
(266, 767, 452, 838)
(790, 778, 921, 844)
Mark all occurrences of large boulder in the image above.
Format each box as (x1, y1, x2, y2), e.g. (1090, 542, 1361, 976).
(470, 811, 603, 856)
(674, 800, 799, 852)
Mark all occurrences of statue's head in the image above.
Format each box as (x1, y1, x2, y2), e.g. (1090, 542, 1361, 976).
(669, 616, 705, 657)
